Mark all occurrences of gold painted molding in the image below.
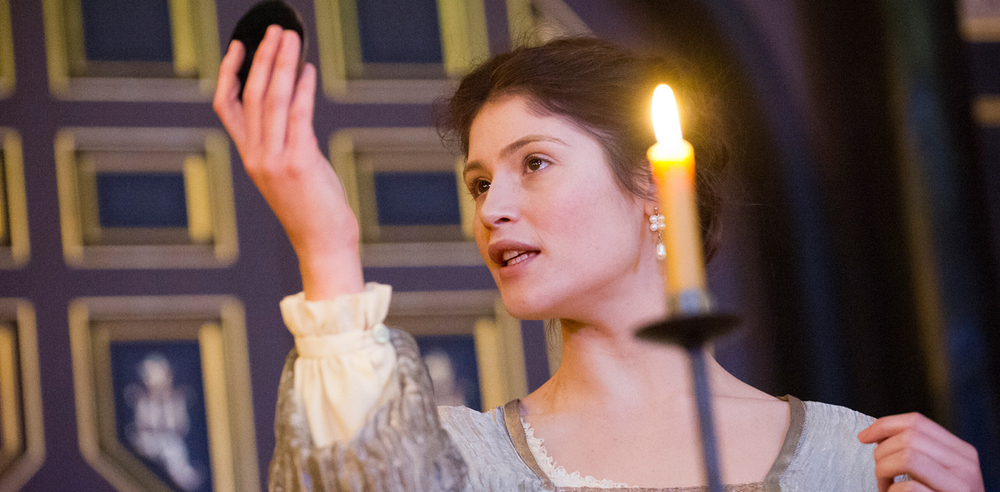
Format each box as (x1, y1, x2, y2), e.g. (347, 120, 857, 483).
(455, 156, 475, 240)
(0, 0, 13, 97)
(0, 129, 29, 268)
(473, 298, 528, 410)
(0, 300, 45, 492)
(506, 0, 591, 47)
(438, 0, 489, 76)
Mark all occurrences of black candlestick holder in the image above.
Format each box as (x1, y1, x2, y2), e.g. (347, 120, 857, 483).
(636, 297, 740, 492)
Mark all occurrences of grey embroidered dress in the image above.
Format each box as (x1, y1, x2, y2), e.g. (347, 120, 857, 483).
(268, 328, 879, 492)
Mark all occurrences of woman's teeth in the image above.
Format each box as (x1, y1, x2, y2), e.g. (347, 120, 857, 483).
(504, 251, 535, 266)
(502, 250, 522, 262)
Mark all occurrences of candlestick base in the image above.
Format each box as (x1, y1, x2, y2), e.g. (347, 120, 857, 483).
(636, 312, 740, 348)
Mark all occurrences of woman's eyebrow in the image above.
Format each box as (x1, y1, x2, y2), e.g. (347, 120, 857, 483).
(499, 135, 567, 158)
(464, 135, 568, 175)
(462, 161, 484, 178)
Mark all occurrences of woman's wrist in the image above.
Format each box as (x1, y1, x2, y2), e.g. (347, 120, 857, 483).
(298, 242, 365, 301)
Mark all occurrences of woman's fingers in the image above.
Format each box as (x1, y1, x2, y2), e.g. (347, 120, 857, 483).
(288, 63, 318, 151)
(861, 414, 980, 465)
(861, 413, 984, 492)
(874, 437, 971, 491)
(872, 428, 972, 474)
(261, 30, 303, 157)
(242, 25, 284, 161)
(213, 40, 247, 143)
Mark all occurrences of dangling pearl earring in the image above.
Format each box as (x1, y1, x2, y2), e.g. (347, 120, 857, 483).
(649, 208, 666, 260)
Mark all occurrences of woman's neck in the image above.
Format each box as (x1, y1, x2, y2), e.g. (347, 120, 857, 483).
(524, 295, 749, 417)
(546, 321, 704, 411)
(521, 245, 751, 414)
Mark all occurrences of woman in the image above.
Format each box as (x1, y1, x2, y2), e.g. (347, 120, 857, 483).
(213, 26, 984, 491)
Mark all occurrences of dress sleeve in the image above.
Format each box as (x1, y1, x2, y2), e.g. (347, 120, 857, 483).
(279, 282, 399, 447)
(269, 284, 469, 491)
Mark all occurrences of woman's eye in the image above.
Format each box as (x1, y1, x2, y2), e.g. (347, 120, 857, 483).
(470, 179, 490, 197)
(526, 156, 549, 172)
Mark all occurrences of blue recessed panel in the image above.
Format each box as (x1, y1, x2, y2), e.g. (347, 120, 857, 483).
(96, 173, 188, 228)
(373, 172, 461, 226)
(967, 42, 1000, 94)
(81, 0, 174, 62)
(110, 340, 213, 492)
(415, 334, 481, 410)
(355, 0, 443, 64)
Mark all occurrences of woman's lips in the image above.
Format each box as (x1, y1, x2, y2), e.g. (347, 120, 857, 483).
(488, 240, 539, 266)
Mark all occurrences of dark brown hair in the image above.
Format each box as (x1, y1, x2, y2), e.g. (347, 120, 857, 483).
(437, 37, 728, 259)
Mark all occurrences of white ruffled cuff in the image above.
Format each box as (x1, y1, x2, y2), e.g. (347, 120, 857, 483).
(279, 282, 399, 446)
(280, 282, 392, 338)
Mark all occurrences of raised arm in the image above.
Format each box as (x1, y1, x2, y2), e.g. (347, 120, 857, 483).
(212, 26, 471, 492)
(213, 25, 363, 300)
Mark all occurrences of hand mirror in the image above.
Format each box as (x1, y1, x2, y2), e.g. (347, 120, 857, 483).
(230, 0, 307, 100)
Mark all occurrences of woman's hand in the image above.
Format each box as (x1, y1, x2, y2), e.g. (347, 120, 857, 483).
(859, 412, 984, 492)
(214, 25, 364, 300)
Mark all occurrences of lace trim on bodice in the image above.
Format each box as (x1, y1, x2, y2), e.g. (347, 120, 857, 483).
(521, 418, 629, 488)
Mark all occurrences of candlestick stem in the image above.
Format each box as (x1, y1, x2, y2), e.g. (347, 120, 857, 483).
(689, 345, 724, 492)
(635, 300, 739, 492)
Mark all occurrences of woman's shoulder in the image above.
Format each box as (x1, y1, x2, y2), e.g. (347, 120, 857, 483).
(798, 398, 877, 458)
(777, 397, 877, 490)
(801, 399, 877, 437)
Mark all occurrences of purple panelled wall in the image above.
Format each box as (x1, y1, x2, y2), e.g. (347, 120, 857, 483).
(0, 0, 550, 489)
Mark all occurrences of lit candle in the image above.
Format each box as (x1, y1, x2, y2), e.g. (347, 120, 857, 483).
(648, 84, 707, 311)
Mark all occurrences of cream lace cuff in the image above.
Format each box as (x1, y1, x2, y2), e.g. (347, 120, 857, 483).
(280, 283, 400, 447)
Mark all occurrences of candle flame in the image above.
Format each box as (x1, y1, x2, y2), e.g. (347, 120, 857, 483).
(651, 84, 683, 144)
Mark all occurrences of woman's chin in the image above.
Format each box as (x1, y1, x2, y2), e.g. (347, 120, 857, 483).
(497, 293, 555, 321)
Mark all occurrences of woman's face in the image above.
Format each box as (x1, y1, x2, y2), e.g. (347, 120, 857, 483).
(464, 96, 651, 321)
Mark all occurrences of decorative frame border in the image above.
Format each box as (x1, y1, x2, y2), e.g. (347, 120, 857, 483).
(330, 127, 482, 267)
(387, 290, 527, 410)
(314, 0, 488, 103)
(0, 300, 44, 492)
(506, 0, 591, 47)
(41, 0, 219, 101)
(0, 0, 13, 98)
(54, 127, 237, 269)
(68, 295, 259, 492)
(0, 129, 30, 269)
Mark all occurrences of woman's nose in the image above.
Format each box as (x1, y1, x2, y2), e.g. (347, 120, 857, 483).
(478, 177, 520, 227)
